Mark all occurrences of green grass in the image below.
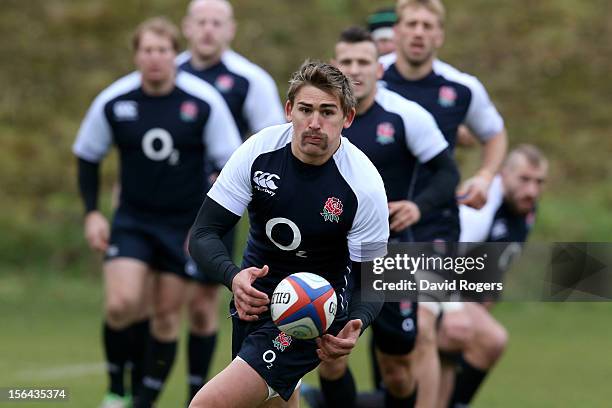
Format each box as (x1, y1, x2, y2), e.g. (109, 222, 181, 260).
(1, 271, 611, 407)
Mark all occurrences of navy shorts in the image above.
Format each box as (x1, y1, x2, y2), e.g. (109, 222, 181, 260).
(412, 209, 460, 242)
(371, 301, 418, 355)
(106, 207, 199, 279)
(231, 303, 348, 401)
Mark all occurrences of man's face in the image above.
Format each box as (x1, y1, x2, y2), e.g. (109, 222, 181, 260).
(375, 37, 396, 56)
(184, 0, 235, 60)
(502, 156, 548, 215)
(394, 5, 444, 66)
(134, 31, 176, 84)
(286, 85, 355, 162)
(334, 41, 382, 104)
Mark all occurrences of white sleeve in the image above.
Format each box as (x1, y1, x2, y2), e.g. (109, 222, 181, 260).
(243, 71, 285, 133)
(72, 96, 113, 163)
(464, 77, 505, 141)
(459, 176, 504, 242)
(203, 91, 242, 169)
(402, 104, 448, 163)
(348, 186, 390, 262)
(206, 137, 256, 216)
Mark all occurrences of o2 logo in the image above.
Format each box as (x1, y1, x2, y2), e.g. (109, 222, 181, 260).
(262, 350, 276, 369)
(402, 318, 414, 333)
(142, 128, 179, 165)
(265, 217, 302, 252)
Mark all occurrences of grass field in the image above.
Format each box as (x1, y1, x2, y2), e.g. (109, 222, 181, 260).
(1, 270, 611, 408)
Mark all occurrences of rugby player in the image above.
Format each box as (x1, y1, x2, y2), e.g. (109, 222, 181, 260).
(178, 0, 285, 401)
(311, 26, 459, 408)
(438, 145, 548, 408)
(379, 1, 508, 405)
(188, 61, 389, 408)
(73, 17, 241, 408)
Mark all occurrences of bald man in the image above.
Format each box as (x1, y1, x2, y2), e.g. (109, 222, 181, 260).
(177, 1, 285, 403)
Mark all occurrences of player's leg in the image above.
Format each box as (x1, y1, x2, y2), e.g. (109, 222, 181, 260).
(317, 355, 356, 407)
(135, 272, 189, 408)
(411, 303, 440, 408)
(190, 358, 269, 408)
(186, 281, 221, 401)
(127, 273, 154, 400)
(370, 302, 419, 408)
(376, 349, 416, 407)
(449, 303, 507, 408)
(436, 304, 473, 408)
(102, 258, 150, 406)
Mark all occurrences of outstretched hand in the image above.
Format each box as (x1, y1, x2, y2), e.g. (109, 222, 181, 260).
(231, 265, 270, 321)
(316, 319, 362, 361)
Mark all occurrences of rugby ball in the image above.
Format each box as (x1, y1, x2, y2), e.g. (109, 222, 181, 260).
(270, 272, 337, 340)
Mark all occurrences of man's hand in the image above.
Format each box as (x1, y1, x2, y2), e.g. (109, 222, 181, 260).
(84, 211, 110, 252)
(316, 319, 362, 361)
(388, 200, 421, 232)
(457, 172, 493, 209)
(231, 265, 270, 321)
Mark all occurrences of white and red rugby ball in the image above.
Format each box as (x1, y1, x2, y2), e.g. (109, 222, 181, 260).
(270, 272, 337, 340)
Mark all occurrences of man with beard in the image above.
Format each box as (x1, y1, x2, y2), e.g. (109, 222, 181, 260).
(437, 144, 548, 408)
(177, 1, 285, 401)
(188, 61, 390, 408)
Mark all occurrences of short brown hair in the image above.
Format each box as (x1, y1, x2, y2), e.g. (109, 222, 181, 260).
(132, 17, 180, 53)
(338, 26, 374, 44)
(505, 144, 548, 169)
(396, 0, 446, 27)
(287, 60, 356, 117)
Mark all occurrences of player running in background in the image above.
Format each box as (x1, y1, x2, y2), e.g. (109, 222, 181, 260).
(73, 17, 241, 408)
(178, 2, 285, 399)
(379, 1, 508, 405)
(188, 61, 389, 408)
(438, 144, 548, 408)
(308, 26, 459, 408)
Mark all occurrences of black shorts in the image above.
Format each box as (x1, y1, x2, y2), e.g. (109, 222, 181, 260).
(412, 210, 460, 242)
(106, 207, 198, 279)
(231, 303, 348, 401)
(371, 301, 418, 355)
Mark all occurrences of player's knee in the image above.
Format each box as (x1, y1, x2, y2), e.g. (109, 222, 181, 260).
(441, 312, 474, 349)
(379, 357, 413, 396)
(480, 321, 508, 362)
(151, 309, 181, 338)
(189, 298, 218, 334)
(105, 294, 140, 326)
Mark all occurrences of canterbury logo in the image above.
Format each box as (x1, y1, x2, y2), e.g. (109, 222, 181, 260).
(253, 171, 280, 190)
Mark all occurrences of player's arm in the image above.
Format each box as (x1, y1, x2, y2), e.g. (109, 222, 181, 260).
(73, 91, 114, 252)
(189, 198, 270, 321)
(459, 176, 503, 242)
(414, 148, 460, 214)
(243, 68, 285, 133)
(189, 197, 242, 288)
(189, 134, 271, 321)
(458, 76, 507, 209)
(390, 102, 458, 231)
(198, 77, 242, 170)
(317, 261, 382, 361)
(318, 171, 390, 360)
